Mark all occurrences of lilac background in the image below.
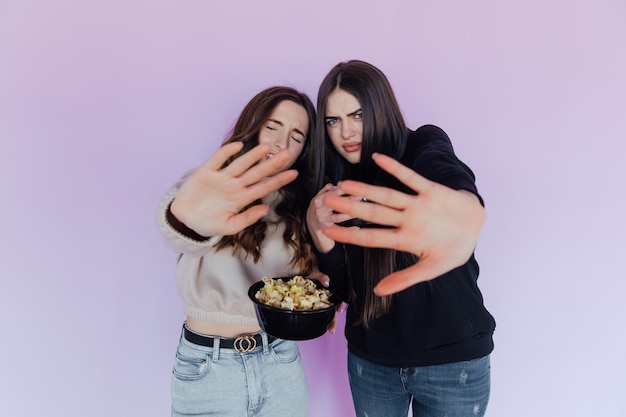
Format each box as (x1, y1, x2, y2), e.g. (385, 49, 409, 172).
(2, 1, 625, 416)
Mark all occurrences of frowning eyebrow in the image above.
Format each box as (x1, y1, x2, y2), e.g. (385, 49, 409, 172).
(324, 108, 362, 119)
(268, 118, 305, 137)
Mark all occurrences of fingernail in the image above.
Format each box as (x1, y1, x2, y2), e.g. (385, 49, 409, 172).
(323, 279, 329, 286)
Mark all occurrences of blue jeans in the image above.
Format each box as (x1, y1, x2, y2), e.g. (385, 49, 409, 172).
(348, 352, 490, 417)
(171, 328, 308, 416)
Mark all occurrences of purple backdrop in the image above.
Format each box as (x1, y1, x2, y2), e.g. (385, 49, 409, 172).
(2, 1, 625, 416)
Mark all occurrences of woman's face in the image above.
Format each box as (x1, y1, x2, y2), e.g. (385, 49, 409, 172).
(258, 99, 309, 175)
(324, 89, 363, 164)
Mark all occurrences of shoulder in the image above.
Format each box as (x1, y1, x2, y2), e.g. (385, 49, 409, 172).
(403, 125, 455, 164)
(402, 125, 481, 198)
(411, 124, 448, 137)
(407, 125, 453, 149)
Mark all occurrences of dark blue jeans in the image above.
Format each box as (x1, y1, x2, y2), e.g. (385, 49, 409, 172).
(348, 352, 490, 417)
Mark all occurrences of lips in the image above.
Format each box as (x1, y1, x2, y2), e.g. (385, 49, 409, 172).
(343, 142, 361, 153)
(265, 152, 275, 160)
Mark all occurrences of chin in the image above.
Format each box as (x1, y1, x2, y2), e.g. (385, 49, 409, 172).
(345, 154, 361, 164)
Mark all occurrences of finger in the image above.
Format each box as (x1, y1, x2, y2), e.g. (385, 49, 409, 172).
(336, 180, 411, 210)
(328, 316, 337, 334)
(322, 224, 401, 249)
(321, 183, 337, 193)
(332, 213, 354, 224)
(243, 169, 298, 202)
(317, 184, 343, 201)
(226, 143, 269, 175)
(372, 153, 437, 195)
(220, 205, 275, 235)
(373, 256, 448, 295)
(237, 150, 293, 186)
(312, 184, 335, 200)
(219, 143, 275, 177)
(308, 271, 330, 287)
(323, 194, 403, 228)
(202, 142, 245, 171)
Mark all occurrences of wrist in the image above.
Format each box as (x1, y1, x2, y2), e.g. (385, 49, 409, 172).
(166, 202, 211, 242)
(311, 230, 335, 254)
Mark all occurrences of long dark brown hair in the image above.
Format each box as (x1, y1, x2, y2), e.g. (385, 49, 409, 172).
(316, 60, 416, 327)
(214, 86, 319, 275)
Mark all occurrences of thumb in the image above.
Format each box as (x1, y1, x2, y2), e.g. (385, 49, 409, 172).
(373, 258, 442, 296)
(223, 205, 269, 235)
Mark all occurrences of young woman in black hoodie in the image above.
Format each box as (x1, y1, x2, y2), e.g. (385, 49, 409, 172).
(307, 60, 496, 417)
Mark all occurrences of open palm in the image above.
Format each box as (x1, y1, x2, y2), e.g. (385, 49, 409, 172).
(170, 142, 298, 237)
(322, 152, 485, 296)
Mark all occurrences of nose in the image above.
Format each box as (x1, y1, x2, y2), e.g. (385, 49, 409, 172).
(273, 133, 289, 150)
(341, 120, 356, 140)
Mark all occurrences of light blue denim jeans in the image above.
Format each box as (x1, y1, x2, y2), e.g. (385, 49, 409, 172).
(171, 327, 309, 417)
(348, 352, 490, 417)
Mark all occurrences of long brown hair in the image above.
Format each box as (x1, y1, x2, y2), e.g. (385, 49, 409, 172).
(214, 86, 318, 275)
(316, 60, 416, 327)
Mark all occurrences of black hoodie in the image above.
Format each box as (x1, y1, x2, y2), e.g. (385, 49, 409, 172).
(315, 125, 496, 367)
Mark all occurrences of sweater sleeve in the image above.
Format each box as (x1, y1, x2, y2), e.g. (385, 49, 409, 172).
(155, 178, 223, 258)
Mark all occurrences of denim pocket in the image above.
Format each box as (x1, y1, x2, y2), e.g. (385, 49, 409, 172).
(269, 339, 300, 363)
(172, 345, 210, 381)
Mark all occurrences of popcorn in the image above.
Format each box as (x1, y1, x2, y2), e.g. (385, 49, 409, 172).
(255, 276, 333, 311)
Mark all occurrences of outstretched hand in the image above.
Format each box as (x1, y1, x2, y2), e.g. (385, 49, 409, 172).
(322, 153, 485, 296)
(170, 142, 298, 237)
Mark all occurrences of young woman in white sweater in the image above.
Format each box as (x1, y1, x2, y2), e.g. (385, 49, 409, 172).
(156, 86, 322, 417)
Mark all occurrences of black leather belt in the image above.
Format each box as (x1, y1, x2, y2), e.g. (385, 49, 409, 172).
(183, 326, 276, 353)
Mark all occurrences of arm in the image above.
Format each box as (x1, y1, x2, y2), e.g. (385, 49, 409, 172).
(305, 184, 352, 304)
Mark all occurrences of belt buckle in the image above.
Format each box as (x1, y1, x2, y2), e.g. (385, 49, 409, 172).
(233, 335, 257, 353)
